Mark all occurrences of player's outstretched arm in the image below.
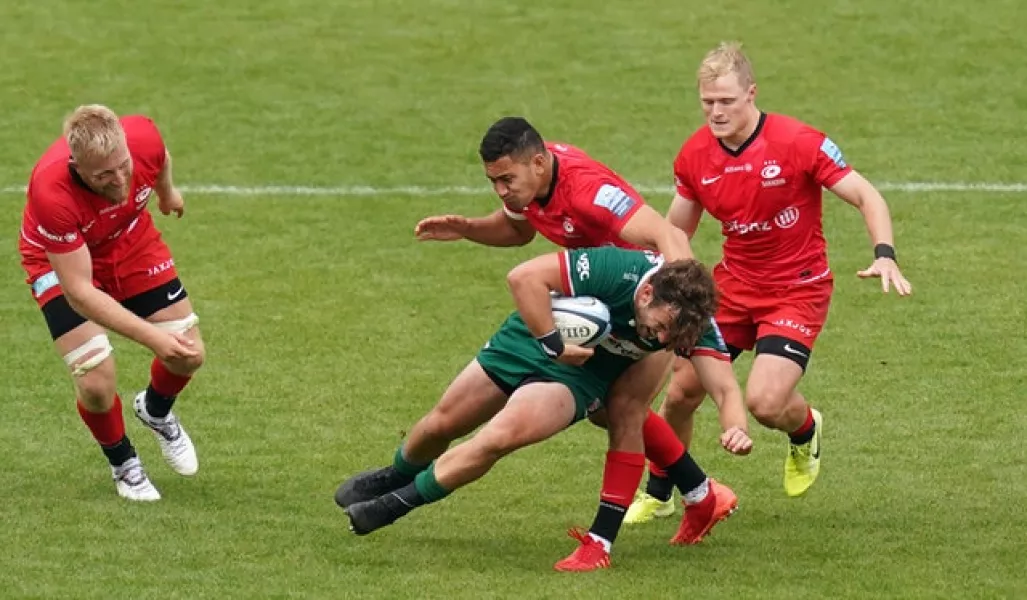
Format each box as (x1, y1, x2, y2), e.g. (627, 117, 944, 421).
(48, 247, 198, 362)
(830, 171, 913, 296)
(155, 150, 184, 218)
(506, 253, 593, 366)
(690, 355, 752, 455)
(666, 193, 705, 240)
(618, 204, 695, 261)
(414, 209, 536, 246)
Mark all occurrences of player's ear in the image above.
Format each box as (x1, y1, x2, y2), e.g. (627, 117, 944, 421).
(531, 151, 547, 175)
(638, 282, 654, 305)
(747, 83, 757, 102)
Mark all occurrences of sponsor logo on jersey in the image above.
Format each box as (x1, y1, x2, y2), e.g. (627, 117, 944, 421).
(599, 335, 650, 360)
(820, 137, 847, 168)
(726, 206, 800, 236)
(147, 258, 176, 277)
(726, 220, 773, 235)
(575, 252, 591, 280)
(36, 225, 77, 244)
(724, 164, 752, 174)
(772, 318, 814, 338)
(761, 160, 786, 187)
(134, 185, 153, 205)
(31, 271, 60, 298)
(774, 206, 800, 229)
(593, 184, 636, 218)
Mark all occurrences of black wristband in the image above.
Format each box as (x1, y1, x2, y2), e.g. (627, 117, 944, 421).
(536, 329, 565, 358)
(874, 243, 897, 262)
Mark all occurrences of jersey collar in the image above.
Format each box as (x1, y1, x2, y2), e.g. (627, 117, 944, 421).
(717, 111, 767, 157)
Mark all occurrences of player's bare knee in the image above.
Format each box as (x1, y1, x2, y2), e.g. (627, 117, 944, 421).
(745, 388, 788, 427)
(74, 369, 117, 411)
(418, 409, 464, 444)
(665, 383, 706, 415)
(473, 426, 523, 460)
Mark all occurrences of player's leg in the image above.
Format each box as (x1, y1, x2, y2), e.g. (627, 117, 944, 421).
(747, 278, 832, 497)
(625, 355, 704, 523)
(42, 292, 160, 501)
(122, 277, 204, 476)
(581, 352, 672, 533)
(335, 359, 509, 508)
(112, 235, 204, 476)
(344, 380, 577, 536)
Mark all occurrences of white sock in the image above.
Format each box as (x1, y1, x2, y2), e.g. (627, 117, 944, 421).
(683, 478, 710, 505)
(587, 532, 612, 553)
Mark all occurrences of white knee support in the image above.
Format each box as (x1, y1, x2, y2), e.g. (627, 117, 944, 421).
(63, 334, 114, 377)
(153, 312, 200, 335)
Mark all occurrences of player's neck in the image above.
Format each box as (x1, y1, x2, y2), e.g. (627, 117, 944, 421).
(720, 108, 763, 151)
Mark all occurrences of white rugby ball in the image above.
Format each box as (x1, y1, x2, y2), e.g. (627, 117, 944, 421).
(551, 295, 612, 348)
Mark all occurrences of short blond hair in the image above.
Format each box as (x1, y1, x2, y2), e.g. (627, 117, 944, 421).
(697, 42, 755, 88)
(63, 104, 125, 162)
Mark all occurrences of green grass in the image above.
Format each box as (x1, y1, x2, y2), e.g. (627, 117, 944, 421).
(1, 1, 1025, 598)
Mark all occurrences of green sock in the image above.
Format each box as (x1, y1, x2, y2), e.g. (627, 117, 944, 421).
(413, 464, 451, 504)
(393, 445, 428, 478)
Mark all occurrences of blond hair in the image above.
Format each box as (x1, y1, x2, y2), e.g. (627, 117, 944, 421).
(697, 42, 755, 88)
(63, 104, 125, 161)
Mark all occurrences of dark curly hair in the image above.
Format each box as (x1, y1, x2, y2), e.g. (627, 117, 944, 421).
(647, 259, 719, 351)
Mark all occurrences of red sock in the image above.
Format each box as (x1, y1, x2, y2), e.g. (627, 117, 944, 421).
(150, 358, 192, 397)
(77, 395, 126, 447)
(589, 450, 646, 544)
(790, 407, 815, 437)
(642, 410, 685, 469)
(599, 450, 646, 506)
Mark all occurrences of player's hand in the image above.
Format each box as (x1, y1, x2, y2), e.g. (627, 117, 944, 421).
(149, 330, 199, 363)
(414, 215, 469, 241)
(556, 345, 594, 366)
(720, 426, 753, 456)
(158, 187, 185, 218)
(857, 258, 912, 296)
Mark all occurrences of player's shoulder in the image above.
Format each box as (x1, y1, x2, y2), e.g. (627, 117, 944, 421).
(676, 125, 717, 160)
(28, 155, 76, 204)
(549, 141, 602, 177)
(121, 115, 166, 165)
(764, 113, 827, 144)
(552, 142, 643, 201)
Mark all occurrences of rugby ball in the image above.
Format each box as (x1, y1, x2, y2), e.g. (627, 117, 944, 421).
(551, 295, 612, 348)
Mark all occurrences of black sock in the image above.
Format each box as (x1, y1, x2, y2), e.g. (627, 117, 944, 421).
(145, 386, 176, 419)
(589, 500, 628, 544)
(789, 422, 816, 445)
(645, 473, 674, 502)
(102, 436, 137, 467)
(663, 452, 707, 495)
(384, 481, 429, 519)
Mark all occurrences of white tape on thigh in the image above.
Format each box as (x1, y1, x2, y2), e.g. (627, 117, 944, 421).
(152, 312, 199, 334)
(63, 334, 114, 377)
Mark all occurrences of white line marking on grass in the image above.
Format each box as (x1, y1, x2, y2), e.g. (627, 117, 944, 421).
(2, 181, 1025, 196)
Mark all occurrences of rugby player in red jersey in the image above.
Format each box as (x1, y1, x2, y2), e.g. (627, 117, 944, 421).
(626, 42, 913, 523)
(19, 105, 205, 501)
